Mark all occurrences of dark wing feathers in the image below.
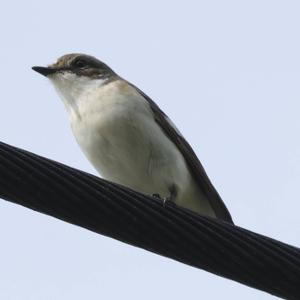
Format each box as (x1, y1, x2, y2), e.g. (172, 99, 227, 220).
(128, 83, 233, 224)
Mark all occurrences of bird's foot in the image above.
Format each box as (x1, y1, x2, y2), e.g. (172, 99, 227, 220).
(162, 197, 169, 207)
(152, 193, 161, 199)
(162, 196, 177, 208)
(151, 193, 176, 208)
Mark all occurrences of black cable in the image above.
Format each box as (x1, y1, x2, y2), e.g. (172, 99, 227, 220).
(0, 141, 299, 299)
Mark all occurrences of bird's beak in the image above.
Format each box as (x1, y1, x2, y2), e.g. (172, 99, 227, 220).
(32, 66, 57, 77)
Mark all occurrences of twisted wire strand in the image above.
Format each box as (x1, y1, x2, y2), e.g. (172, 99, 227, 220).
(0, 141, 299, 299)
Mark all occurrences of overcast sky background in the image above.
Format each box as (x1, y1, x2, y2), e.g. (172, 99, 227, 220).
(0, 1, 300, 299)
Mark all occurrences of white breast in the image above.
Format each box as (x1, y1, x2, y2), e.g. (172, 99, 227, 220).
(50, 75, 215, 217)
(71, 80, 190, 193)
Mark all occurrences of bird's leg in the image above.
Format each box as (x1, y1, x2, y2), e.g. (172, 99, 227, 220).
(152, 193, 173, 206)
(163, 184, 178, 207)
(151, 184, 178, 207)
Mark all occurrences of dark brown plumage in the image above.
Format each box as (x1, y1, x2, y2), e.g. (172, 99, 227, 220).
(127, 83, 234, 224)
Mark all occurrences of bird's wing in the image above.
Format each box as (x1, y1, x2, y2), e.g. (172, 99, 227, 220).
(128, 82, 233, 224)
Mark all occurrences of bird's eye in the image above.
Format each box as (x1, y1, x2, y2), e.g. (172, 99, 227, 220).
(73, 59, 87, 68)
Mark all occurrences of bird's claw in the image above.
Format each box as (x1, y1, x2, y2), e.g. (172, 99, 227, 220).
(152, 193, 176, 208)
(152, 193, 161, 199)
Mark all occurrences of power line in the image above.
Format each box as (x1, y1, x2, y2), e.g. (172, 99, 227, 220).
(0, 141, 299, 299)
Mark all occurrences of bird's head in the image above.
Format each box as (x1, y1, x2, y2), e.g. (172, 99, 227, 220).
(32, 53, 116, 112)
(33, 53, 115, 79)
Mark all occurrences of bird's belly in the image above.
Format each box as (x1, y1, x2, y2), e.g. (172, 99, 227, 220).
(72, 105, 191, 198)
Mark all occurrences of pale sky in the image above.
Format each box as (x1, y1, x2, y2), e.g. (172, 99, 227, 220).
(1, 1, 300, 299)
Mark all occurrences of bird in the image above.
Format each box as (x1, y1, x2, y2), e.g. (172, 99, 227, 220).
(32, 53, 233, 224)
